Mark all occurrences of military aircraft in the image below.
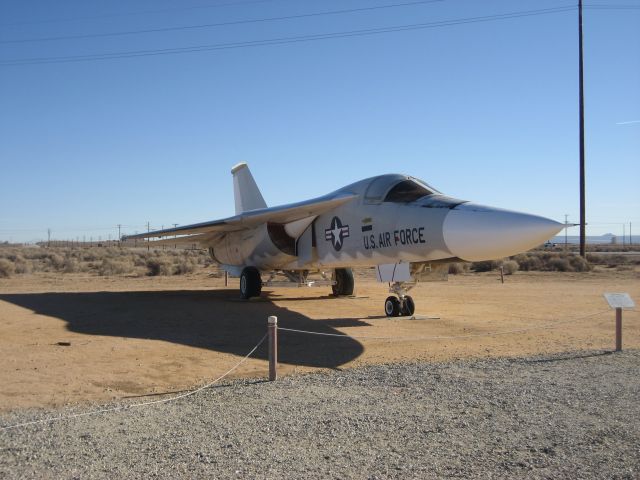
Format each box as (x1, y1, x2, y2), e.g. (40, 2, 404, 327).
(124, 163, 563, 316)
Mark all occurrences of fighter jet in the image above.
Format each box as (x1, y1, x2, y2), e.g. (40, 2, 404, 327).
(124, 163, 562, 316)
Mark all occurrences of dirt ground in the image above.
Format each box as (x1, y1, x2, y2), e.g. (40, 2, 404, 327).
(0, 267, 638, 412)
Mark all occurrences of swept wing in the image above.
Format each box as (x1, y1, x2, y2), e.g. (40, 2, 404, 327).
(123, 192, 357, 242)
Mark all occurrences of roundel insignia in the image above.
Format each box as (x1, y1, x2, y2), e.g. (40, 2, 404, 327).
(324, 216, 350, 251)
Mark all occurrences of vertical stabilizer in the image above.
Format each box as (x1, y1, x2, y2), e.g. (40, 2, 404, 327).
(231, 163, 267, 214)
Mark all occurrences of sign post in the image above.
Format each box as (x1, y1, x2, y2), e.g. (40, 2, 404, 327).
(603, 293, 635, 352)
(268, 316, 278, 381)
(615, 307, 622, 352)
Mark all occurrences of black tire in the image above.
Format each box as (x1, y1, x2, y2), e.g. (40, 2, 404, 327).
(384, 296, 401, 317)
(332, 268, 355, 296)
(240, 267, 262, 299)
(401, 295, 416, 316)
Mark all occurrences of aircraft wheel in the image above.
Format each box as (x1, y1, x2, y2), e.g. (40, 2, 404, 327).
(332, 268, 354, 296)
(240, 267, 262, 299)
(384, 296, 401, 317)
(401, 296, 416, 316)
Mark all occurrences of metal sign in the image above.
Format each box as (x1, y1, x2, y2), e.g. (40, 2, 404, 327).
(603, 293, 635, 309)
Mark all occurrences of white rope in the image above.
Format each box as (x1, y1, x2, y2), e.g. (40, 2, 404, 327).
(1, 334, 267, 431)
(278, 310, 611, 341)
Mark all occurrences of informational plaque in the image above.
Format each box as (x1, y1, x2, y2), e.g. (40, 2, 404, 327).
(603, 293, 635, 309)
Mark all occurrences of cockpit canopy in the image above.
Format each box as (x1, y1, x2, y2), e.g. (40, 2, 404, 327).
(361, 174, 466, 209)
(364, 175, 440, 204)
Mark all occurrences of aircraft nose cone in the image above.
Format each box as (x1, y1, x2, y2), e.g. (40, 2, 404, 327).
(443, 204, 563, 262)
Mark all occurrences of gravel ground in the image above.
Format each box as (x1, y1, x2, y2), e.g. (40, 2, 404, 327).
(1, 349, 639, 479)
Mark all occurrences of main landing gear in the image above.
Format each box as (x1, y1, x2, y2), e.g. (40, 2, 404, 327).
(332, 268, 354, 297)
(238, 268, 352, 299)
(240, 266, 262, 299)
(384, 281, 416, 317)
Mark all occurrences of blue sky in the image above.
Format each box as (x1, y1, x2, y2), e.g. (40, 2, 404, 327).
(1, 0, 638, 243)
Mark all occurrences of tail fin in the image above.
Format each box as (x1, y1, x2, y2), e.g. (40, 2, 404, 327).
(231, 163, 267, 214)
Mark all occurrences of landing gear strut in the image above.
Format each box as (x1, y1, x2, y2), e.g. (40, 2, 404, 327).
(384, 281, 416, 317)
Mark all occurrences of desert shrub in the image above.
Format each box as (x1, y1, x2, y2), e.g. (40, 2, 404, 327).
(99, 258, 134, 276)
(586, 253, 603, 264)
(25, 249, 49, 260)
(548, 257, 571, 272)
(146, 258, 173, 276)
(471, 260, 500, 272)
(616, 264, 634, 271)
(63, 257, 80, 273)
(568, 255, 591, 272)
(607, 254, 628, 266)
(104, 247, 121, 257)
(512, 254, 541, 271)
(501, 260, 519, 275)
(46, 253, 65, 271)
(448, 263, 471, 274)
(81, 248, 106, 262)
(448, 263, 464, 274)
(174, 258, 197, 275)
(0, 259, 15, 278)
(14, 259, 32, 274)
(3, 252, 21, 262)
(132, 252, 149, 267)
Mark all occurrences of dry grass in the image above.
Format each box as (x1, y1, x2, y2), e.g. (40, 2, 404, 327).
(0, 246, 213, 277)
(0, 245, 637, 278)
(0, 259, 15, 278)
(501, 260, 519, 275)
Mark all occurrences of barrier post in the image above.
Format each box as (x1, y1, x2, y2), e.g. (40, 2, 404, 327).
(268, 316, 278, 381)
(224, 271, 228, 287)
(500, 266, 504, 284)
(615, 307, 622, 352)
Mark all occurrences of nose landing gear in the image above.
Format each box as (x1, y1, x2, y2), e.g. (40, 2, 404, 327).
(384, 281, 416, 317)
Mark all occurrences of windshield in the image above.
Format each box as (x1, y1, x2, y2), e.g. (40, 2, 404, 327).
(384, 179, 435, 203)
(364, 175, 441, 204)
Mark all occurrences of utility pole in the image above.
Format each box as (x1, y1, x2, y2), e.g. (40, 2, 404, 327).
(622, 224, 626, 247)
(630, 222, 632, 246)
(578, 0, 586, 258)
(47, 228, 51, 247)
(147, 221, 150, 251)
(173, 224, 178, 249)
(564, 214, 569, 251)
(117, 224, 122, 243)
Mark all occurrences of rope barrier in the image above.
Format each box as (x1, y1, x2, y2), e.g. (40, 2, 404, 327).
(278, 310, 612, 341)
(1, 334, 267, 431)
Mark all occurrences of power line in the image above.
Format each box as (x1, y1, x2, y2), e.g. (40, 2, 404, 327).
(0, 0, 291, 27)
(0, 6, 577, 67)
(1, 0, 446, 45)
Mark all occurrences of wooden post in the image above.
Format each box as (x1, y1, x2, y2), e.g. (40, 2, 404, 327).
(500, 266, 504, 284)
(268, 316, 278, 381)
(615, 307, 622, 352)
(224, 271, 228, 287)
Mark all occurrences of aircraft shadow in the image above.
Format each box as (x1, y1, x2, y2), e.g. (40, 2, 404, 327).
(0, 290, 365, 369)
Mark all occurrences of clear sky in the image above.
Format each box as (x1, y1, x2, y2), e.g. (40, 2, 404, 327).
(1, 0, 638, 243)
